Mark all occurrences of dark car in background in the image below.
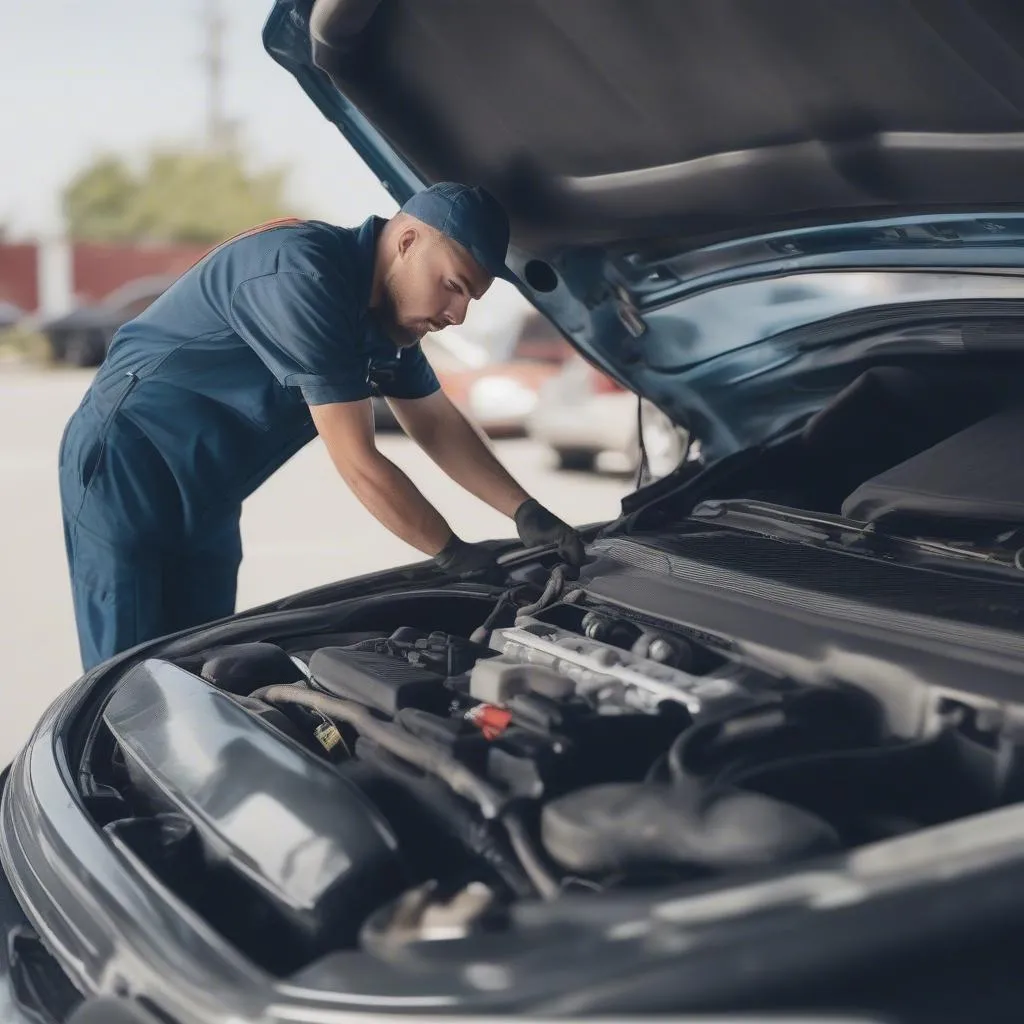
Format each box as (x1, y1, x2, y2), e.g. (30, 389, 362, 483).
(40, 305, 128, 367)
(7, 1, 1024, 1021)
(42, 275, 178, 367)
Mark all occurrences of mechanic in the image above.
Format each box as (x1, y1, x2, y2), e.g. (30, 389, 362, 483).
(59, 183, 584, 670)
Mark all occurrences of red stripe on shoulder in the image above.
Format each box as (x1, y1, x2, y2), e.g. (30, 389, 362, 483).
(186, 218, 306, 271)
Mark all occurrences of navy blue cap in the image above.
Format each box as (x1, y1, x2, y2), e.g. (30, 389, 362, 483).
(401, 182, 516, 283)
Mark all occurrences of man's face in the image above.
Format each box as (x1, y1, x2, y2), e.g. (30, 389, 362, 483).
(378, 224, 493, 346)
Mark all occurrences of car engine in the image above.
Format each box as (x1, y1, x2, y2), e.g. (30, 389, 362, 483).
(81, 524, 1024, 977)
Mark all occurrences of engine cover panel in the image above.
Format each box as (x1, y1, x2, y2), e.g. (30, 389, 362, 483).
(103, 659, 403, 944)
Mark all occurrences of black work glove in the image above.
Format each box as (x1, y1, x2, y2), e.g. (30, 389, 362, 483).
(433, 535, 502, 579)
(514, 499, 586, 566)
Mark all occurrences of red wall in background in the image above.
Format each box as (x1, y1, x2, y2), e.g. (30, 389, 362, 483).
(0, 241, 213, 317)
(0, 244, 38, 312)
(71, 242, 208, 304)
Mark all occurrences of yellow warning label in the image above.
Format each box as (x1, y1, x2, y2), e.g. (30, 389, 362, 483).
(315, 722, 343, 752)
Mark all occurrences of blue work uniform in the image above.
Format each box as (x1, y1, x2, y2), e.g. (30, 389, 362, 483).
(58, 216, 439, 670)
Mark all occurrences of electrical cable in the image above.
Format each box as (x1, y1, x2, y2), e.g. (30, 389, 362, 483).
(252, 684, 507, 818)
(635, 394, 649, 489)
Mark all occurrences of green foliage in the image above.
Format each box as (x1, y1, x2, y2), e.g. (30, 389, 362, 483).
(62, 148, 295, 245)
(0, 326, 51, 365)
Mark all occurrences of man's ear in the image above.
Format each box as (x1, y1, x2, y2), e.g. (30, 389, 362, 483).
(397, 226, 418, 259)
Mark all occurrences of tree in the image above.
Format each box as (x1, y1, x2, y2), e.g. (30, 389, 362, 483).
(62, 148, 295, 245)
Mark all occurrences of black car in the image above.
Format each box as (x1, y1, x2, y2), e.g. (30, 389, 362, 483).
(39, 306, 127, 368)
(8, 1, 1024, 1021)
(42, 277, 179, 368)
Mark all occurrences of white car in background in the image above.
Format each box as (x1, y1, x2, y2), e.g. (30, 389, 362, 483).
(375, 325, 567, 437)
(528, 353, 689, 480)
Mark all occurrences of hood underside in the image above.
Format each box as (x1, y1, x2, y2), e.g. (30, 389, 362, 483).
(276, 0, 1024, 249)
(265, 0, 1024, 459)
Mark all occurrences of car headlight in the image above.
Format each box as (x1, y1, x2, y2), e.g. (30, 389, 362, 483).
(467, 376, 538, 420)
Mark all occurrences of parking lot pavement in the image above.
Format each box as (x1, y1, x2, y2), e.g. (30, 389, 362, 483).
(0, 367, 629, 764)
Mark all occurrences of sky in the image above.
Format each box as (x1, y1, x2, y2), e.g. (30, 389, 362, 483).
(0, 0, 392, 235)
(0, 0, 529, 335)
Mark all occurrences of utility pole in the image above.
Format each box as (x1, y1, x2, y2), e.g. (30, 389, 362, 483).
(202, 0, 231, 150)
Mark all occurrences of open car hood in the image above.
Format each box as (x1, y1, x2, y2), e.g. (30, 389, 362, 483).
(264, 0, 1024, 460)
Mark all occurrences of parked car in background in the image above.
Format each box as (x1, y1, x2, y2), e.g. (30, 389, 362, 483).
(39, 304, 127, 367)
(376, 315, 571, 436)
(42, 275, 179, 367)
(528, 353, 689, 479)
(0, 301, 24, 329)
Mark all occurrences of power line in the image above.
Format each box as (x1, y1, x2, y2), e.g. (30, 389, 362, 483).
(202, 0, 232, 150)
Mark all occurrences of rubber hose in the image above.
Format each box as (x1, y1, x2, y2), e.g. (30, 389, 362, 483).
(470, 590, 515, 645)
(357, 741, 536, 899)
(471, 582, 544, 644)
(416, 791, 537, 900)
(515, 565, 570, 622)
(252, 685, 507, 819)
(502, 810, 562, 900)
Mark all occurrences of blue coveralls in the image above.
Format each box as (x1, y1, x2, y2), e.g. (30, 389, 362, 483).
(59, 216, 439, 670)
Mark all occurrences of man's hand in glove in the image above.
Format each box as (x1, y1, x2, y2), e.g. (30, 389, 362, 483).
(514, 499, 586, 566)
(433, 535, 502, 580)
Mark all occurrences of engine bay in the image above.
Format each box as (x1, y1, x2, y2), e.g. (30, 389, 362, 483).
(80, 528, 1024, 977)
(67, 374, 1024, 980)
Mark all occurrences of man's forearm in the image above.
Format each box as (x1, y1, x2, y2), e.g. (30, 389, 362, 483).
(382, 392, 584, 565)
(340, 452, 453, 556)
(410, 400, 529, 518)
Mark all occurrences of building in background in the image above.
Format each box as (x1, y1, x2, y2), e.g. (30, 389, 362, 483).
(0, 243, 38, 313)
(0, 239, 206, 318)
(70, 242, 205, 305)
(0, 238, 207, 364)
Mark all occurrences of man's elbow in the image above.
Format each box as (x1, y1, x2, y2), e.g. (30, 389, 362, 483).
(333, 446, 388, 493)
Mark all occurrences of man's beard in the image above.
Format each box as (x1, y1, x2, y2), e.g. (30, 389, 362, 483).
(374, 280, 423, 349)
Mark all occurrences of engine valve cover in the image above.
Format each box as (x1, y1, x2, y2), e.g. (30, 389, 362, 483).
(491, 619, 753, 717)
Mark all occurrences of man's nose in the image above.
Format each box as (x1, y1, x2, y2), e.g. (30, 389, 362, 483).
(445, 296, 470, 327)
